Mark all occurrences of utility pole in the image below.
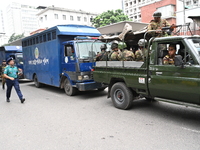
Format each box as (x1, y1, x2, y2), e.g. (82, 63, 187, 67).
(183, 0, 186, 25)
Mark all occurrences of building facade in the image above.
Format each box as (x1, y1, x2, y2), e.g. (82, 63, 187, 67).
(5, 2, 39, 37)
(140, 0, 176, 25)
(37, 6, 98, 29)
(122, 0, 163, 22)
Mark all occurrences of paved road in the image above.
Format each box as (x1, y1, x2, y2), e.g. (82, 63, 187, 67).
(0, 81, 200, 150)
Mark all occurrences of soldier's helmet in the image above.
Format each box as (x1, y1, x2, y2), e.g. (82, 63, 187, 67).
(100, 44, 107, 50)
(153, 11, 162, 17)
(118, 42, 127, 50)
(138, 39, 147, 47)
(111, 42, 118, 50)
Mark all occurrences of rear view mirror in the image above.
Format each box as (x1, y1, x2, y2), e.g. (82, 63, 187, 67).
(174, 55, 183, 67)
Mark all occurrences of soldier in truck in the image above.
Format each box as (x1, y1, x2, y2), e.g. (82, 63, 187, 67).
(163, 44, 177, 65)
(147, 11, 170, 37)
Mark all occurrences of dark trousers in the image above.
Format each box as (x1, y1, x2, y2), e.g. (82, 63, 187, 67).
(6, 79, 23, 100)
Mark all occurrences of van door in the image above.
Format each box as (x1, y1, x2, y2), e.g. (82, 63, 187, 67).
(61, 43, 78, 81)
(148, 42, 200, 105)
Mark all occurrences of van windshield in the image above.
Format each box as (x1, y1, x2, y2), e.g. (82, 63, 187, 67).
(15, 53, 23, 64)
(76, 41, 105, 59)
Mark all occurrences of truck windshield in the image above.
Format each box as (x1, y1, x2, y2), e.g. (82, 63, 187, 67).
(188, 38, 200, 57)
(76, 41, 105, 59)
(16, 53, 23, 64)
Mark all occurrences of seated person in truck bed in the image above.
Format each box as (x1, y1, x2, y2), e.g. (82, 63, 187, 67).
(163, 44, 177, 65)
(108, 42, 121, 61)
(96, 44, 108, 61)
(135, 39, 148, 61)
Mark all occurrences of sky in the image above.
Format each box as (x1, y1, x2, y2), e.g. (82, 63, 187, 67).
(0, 0, 123, 13)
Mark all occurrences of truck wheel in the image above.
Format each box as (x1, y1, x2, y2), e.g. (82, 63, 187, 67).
(34, 75, 42, 88)
(111, 82, 133, 110)
(64, 78, 77, 96)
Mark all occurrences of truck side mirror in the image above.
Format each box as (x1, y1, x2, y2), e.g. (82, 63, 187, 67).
(174, 55, 183, 67)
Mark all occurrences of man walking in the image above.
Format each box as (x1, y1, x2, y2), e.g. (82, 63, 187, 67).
(3, 57, 25, 103)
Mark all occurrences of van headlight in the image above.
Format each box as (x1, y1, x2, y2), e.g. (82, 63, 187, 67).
(83, 75, 89, 80)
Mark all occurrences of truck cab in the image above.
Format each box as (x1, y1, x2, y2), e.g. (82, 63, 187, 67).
(61, 38, 106, 95)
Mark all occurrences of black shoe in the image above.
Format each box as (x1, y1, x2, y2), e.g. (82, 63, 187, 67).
(20, 98, 25, 103)
(6, 98, 10, 102)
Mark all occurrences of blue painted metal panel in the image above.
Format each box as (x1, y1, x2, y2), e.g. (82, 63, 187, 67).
(57, 24, 101, 36)
(4, 46, 22, 52)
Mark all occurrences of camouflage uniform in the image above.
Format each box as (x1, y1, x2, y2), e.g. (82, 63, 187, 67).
(120, 49, 135, 61)
(1, 63, 7, 89)
(147, 19, 170, 37)
(109, 51, 121, 61)
(96, 51, 108, 61)
(163, 54, 175, 65)
(135, 48, 148, 61)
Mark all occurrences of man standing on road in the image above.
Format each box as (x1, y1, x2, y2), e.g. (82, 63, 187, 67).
(1, 60, 7, 90)
(3, 57, 25, 103)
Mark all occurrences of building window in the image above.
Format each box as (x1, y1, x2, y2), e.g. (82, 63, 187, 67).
(70, 16, 74, 21)
(54, 14, 58, 19)
(77, 16, 81, 21)
(45, 15, 47, 20)
(63, 15, 66, 20)
(84, 17, 87, 22)
(40, 17, 43, 22)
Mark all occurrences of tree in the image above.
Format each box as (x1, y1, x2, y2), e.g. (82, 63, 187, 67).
(92, 9, 131, 28)
(8, 33, 25, 43)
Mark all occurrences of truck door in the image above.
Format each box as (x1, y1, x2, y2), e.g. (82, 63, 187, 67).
(61, 43, 77, 81)
(148, 41, 200, 105)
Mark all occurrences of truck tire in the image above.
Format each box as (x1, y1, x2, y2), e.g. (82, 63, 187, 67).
(34, 75, 42, 88)
(64, 78, 77, 96)
(111, 82, 133, 110)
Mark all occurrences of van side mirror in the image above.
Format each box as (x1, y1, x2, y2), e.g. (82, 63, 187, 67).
(174, 55, 184, 67)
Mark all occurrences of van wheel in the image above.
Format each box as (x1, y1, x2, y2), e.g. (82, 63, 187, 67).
(111, 82, 133, 110)
(34, 75, 42, 88)
(64, 78, 77, 96)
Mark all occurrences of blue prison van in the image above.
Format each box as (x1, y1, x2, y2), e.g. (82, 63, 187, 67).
(22, 24, 105, 95)
(0, 46, 24, 77)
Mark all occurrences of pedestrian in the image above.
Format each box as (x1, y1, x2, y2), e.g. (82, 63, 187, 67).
(147, 11, 170, 37)
(3, 57, 25, 103)
(1, 60, 7, 90)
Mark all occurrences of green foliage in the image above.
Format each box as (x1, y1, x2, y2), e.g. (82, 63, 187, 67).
(8, 33, 25, 43)
(92, 9, 131, 28)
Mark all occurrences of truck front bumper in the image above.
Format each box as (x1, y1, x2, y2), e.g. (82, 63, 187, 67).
(76, 82, 106, 91)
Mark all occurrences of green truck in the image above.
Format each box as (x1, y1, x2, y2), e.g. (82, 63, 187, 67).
(93, 33, 200, 110)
